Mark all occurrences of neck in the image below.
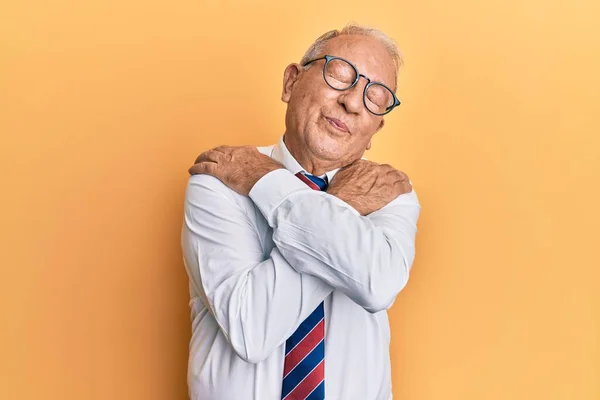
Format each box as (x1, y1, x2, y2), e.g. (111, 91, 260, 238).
(283, 133, 340, 176)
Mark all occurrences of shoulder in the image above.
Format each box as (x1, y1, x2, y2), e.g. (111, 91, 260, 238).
(257, 144, 275, 157)
(184, 143, 276, 208)
(379, 185, 421, 212)
(185, 174, 239, 206)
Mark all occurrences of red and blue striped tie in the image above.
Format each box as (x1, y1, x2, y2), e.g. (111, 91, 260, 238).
(280, 172, 327, 400)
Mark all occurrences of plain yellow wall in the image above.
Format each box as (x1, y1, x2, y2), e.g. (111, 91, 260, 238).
(1, 0, 599, 399)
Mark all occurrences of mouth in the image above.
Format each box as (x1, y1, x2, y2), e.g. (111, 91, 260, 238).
(325, 116, 349, 133)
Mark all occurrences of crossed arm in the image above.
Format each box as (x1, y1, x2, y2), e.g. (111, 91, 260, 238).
(181, 168, 420, 363)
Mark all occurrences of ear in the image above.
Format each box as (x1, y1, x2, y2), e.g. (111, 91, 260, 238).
(366, 119, 386, 150)
(281, 63, 302, 103)
(376, 118, 385, 133)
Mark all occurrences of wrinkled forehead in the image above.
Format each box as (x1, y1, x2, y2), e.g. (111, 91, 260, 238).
(321, 35, 397, 90)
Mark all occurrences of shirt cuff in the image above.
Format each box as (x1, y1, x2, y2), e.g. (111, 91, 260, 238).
(249, 168, 312, 226)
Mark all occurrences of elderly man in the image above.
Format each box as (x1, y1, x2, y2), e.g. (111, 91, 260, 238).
(181, 24, 421, 400)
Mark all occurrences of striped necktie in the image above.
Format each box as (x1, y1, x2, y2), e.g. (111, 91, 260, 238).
(280, 172, 327, 400)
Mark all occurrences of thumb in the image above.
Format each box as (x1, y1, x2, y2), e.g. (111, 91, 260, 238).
(188, 161, 218, 176)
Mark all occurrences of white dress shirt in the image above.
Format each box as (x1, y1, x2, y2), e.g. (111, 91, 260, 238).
(181, 136, 421, 400)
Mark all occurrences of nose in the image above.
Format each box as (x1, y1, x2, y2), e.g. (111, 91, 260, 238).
(337, 76, 367, 114)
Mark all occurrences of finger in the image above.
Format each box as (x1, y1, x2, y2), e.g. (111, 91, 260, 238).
(188, 161, 218, 176)
(196, 149, 225, 165)
(194, 145, 231, 164)
(213, 145, 231, 153)
(389, 169, 408, 182)
(385, 168, 399, 178)
(194, 150, 215, 164)
(393, 179, 412, 195)
(396, 170, 409, 181)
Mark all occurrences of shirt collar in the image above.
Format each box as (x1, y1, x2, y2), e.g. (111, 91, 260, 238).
(271, 135, 341, 182)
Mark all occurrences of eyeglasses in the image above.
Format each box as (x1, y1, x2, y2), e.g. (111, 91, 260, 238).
(302, 55, 401, 116)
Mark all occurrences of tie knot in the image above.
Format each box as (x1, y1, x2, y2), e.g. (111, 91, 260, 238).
(296, 172, 328, 191)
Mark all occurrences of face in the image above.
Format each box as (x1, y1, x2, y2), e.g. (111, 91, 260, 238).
(281, 34, 397, 168)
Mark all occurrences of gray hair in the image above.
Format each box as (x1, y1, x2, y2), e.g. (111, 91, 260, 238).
(299, 23, 403, 89)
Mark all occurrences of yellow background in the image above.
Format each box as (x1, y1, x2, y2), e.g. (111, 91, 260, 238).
(1, 0, 599, 399)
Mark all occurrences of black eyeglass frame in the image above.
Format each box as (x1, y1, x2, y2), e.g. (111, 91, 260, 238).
(302, 55, 401, 116)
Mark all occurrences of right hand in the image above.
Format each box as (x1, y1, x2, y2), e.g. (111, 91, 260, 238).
(327, 159, 412, 216)
(188, 145, 283, 196)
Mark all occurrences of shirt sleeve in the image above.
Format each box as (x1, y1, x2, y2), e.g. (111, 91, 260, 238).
(249, 168, 421, 313)
(181, 174, 333, 364)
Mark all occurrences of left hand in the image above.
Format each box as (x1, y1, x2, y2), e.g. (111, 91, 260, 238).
(188, 145, 284, 196)
(327, 159, 412, 216)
